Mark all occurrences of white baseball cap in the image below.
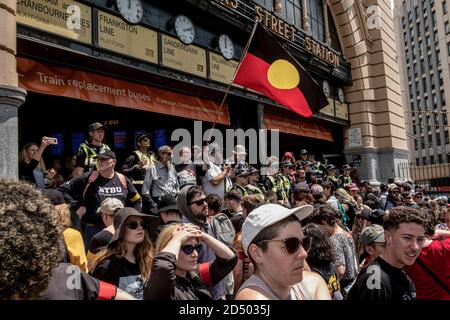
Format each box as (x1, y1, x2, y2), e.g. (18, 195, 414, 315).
(241, 204, 314, 256)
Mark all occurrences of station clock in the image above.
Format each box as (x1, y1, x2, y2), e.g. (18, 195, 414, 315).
(116, 0, 144, 24)
(174, 15, 195, 45)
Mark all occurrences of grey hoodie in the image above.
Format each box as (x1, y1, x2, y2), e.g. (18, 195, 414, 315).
(177, 185, 209, 229)
(177, 185, 227, 299)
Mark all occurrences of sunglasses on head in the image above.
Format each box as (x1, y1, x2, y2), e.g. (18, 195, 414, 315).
(181, 244, 203, 255)
(258, 236, 312, 254)
(189, 198, 207, 206)
(125, 221, 148, 230)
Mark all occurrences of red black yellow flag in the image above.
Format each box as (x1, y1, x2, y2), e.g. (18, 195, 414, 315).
(233, 23, 328, 118)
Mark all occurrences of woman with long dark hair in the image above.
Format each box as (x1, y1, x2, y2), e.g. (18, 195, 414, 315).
(303, 223, 344, 300)
(91, 207, 159, 299)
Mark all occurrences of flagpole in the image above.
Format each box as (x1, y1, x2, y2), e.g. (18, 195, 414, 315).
(206, 21, 259, 143)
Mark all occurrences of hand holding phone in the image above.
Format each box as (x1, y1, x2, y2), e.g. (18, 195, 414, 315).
(45, 137, 58, 145)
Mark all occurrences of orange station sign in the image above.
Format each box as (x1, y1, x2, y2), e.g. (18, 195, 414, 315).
(17, 57, 230, 125)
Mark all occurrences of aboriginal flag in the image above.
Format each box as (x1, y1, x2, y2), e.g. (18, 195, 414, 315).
(233, 23, 328, 118)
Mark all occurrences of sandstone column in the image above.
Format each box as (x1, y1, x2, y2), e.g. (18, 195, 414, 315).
(0, 0, 27, 178)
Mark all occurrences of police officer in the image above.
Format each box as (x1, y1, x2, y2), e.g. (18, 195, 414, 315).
(298, 149, 309, 167)
(121, 133, 156, 195)
(324, 163, 340, 190)
(339, 164, 353, 188)
(74, 122, 111, 176)
(310, 158, 326, 183)
(262, 158, 280, 199)
(276, 160, 294, 207)
(245, 166, 265, 196)
(229, 164, 251, 198)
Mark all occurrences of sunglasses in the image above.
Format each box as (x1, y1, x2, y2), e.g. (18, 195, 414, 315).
(258, 236, 312, 254)
(125, 221, 148, 230)
(189, 198, 207, 206)
(181, 244, 203, 255)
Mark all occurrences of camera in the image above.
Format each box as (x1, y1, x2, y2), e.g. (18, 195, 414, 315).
(45, 137, 58, 145)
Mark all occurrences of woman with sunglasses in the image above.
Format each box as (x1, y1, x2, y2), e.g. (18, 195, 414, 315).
(235, 203, 315, 300)
(144, 223, 237, 300)
(91, 207, 159, 299)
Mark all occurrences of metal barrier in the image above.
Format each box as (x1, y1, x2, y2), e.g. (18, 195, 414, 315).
(398, 162, 450, 195)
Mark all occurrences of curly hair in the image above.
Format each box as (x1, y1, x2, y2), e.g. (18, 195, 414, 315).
(303, 223, 334, 265)
(309, 204, 338, 227)
(384, 206, 426, 232)
(0, 179, 64, 299)
(419, 208, 437, 236)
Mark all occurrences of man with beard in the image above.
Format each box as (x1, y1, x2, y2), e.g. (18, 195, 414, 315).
(347, 207, 426, 300)
(177, 185, 228, 299)
(385, 184, 403, 211)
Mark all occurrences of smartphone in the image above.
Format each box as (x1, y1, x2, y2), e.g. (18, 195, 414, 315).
(46, 137, 58, 145)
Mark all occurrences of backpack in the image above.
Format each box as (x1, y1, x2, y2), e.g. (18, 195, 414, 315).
(209, 213, 235, 247)
(82, 171, 128, 199)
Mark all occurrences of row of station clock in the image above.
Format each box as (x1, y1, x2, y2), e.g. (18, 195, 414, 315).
(114, 0, 235, 60)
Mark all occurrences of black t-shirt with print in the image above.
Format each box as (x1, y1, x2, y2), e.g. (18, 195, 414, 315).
(310, 262, 344, 300)
(91, 255, 144, 299)
(58, 172, 141, 225)
(346, 257, 416, 301)
(88, 229, 113, 253)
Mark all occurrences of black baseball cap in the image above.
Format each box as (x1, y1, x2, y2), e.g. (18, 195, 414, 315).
(157, 195, 180, 213)
(93, 149, 116, 160)
(136, 133, 152, 143)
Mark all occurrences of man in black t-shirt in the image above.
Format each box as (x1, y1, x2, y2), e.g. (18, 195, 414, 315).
(347, 207, 426, 300)
(58, 149, 142, 248)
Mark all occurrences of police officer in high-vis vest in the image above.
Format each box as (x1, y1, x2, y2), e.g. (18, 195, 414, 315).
(245, 166, 265, 196)
(276, 160, 294, 207)
(74, 122, 111, 176)
(229, 164, 251, 198)
(338, 164, 353, 188)
(324, 163, 340, 190)
(121, 133, 156, 195)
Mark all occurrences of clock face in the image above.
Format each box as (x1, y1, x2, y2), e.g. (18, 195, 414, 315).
(338, 88, 345, 103)
(322, 80, 330, 97)
(218, 34, 234, 60)
(116, 0, 143, 24)
(174, 15, 195, 45)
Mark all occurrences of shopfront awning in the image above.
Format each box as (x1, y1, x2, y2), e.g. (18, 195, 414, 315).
(264, 112, 333, 142)
(17, 57, 230, 125)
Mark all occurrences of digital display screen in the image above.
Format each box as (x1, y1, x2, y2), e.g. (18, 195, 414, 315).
(154, 129, 168, 150)
(71, 132, 85, 155)
(49, 133, 64, 156)
(113, 130, 127, 149)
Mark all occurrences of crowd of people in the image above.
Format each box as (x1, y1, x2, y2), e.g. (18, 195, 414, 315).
(3, 122, 449, 300)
